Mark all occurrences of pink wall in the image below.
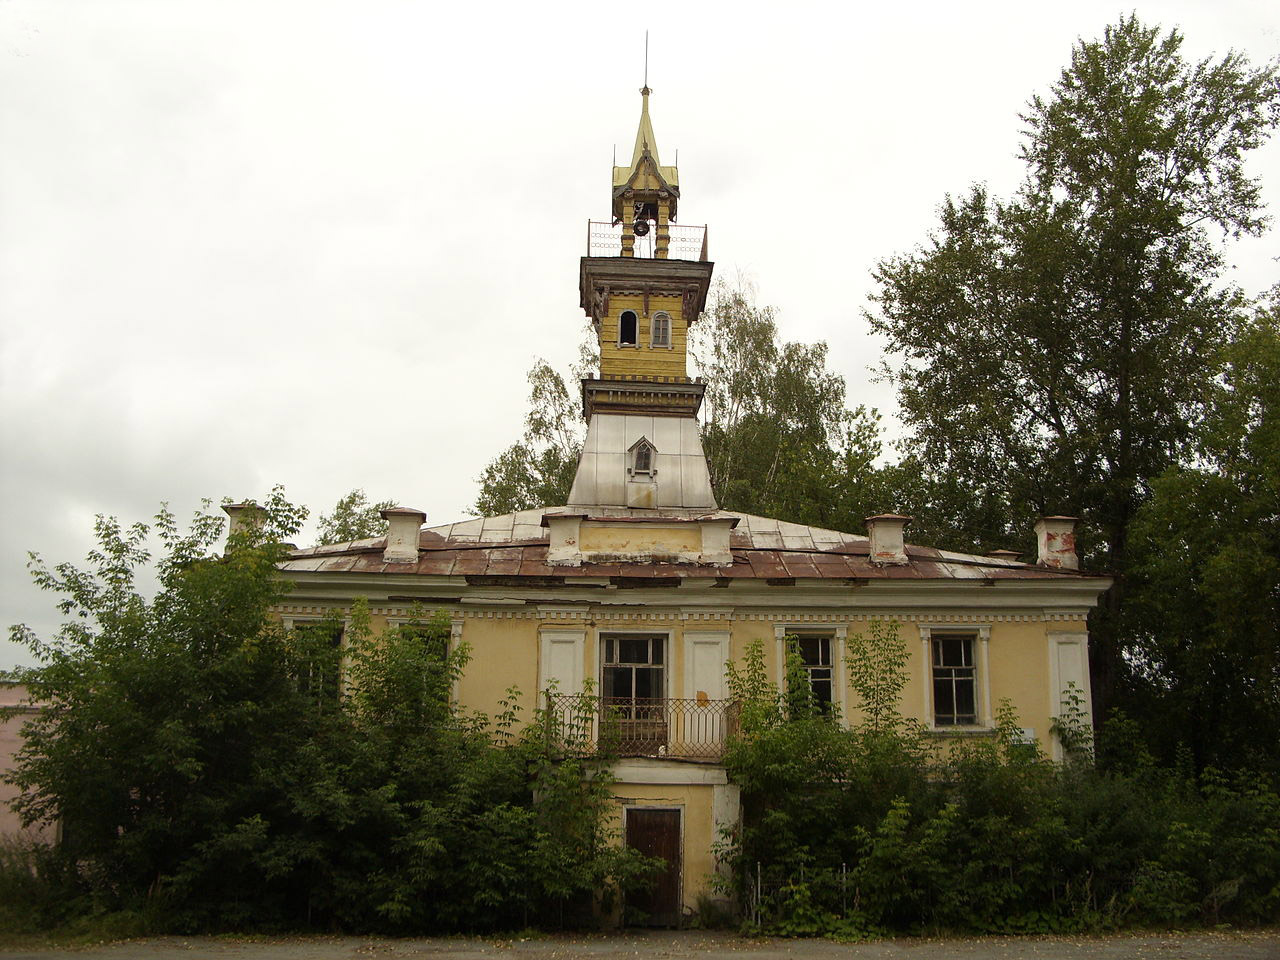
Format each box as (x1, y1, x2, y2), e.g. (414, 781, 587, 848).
(0, 683, 54, 840)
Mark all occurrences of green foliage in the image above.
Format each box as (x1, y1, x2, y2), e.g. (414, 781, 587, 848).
(723, 621, 1280, 936)
(475, 280, 897, 529)
(867, 15, 1280, 729)
(315, 489, 396, 544)
(1124, 309, 1280, 773)
(844, 620, 914, 735)
(2, 496, 651, 935)
(691, 278, 888, 528)
(474, 347, 594, 516)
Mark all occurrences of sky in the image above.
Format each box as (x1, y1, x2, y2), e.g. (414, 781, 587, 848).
(2, 0, 1277, 671)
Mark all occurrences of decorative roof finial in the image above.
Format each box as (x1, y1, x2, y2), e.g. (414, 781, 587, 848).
(642, 29, 649, 94)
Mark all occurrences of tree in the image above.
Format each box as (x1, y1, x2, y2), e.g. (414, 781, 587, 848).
(474, 280, 891, 527)
(1124, 307, 1280, 771)
(473, 345, 594, 516)
(3, 490, 329, 927)
(867, 16, 1280, 722)
(316, 488, 397, 544)
(3, 493, 654, 932)
(691, 279, 886, 528)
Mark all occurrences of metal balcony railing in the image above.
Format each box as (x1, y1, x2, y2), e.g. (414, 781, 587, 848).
(544, 693, 738, 762)
(586, 221, 709, 260)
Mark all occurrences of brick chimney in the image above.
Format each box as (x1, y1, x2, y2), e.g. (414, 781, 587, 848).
(1034, 516, 1079, 570)
(380, 506, 426, 563)
(865, 514, 911, 565)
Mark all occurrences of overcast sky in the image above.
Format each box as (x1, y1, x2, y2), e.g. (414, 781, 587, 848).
(2, 0, 1277, 670)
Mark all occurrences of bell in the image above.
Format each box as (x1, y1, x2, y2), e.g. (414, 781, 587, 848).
(633, 219, 651, 237)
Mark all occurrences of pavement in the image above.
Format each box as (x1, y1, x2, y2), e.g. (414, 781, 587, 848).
(2, 930, 1278, 960)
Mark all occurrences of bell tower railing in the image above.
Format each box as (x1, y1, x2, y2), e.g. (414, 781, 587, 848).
(587, 221, 708, 261)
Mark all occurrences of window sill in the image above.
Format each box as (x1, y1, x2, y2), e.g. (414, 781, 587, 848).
(928, 725, 996, 737)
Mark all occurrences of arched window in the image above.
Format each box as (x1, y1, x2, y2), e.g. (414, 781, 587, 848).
(619, 310, 638, 346)
(651, 312, 671, 348)
(629, 437, 656, 477)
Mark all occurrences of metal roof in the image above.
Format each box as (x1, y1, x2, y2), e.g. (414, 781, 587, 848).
(280, 509, 1105, 583)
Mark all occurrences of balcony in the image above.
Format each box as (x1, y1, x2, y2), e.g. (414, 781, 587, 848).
(586, 220, 709, 260)
(544, 693, 738, 762)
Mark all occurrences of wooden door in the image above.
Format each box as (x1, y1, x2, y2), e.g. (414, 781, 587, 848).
(625, 807, 682, 926)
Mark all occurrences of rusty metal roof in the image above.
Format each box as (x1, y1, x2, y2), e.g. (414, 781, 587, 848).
(279, 509, 1104, 582)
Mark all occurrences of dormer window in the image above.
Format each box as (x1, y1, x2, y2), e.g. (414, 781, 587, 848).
(619, 310, 638, 346)
(629, 437, 656, 477)
(651, 312, 671, 348)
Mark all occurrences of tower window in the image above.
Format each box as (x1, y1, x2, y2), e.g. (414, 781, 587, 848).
(651, 312, 671, 348)
(619, 310, 638, 346)
(629, 437, 656, 477)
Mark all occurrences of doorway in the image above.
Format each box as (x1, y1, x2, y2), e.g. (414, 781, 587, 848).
(624, 806, 682, 926)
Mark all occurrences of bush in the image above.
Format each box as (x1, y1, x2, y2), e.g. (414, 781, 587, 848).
(723, 624, 1280, 935)
(2, 497, 654, 935)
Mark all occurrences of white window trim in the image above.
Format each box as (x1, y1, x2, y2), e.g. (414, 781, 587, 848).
(682, 629, 730, 702)
(919, 624, 992, 731)
(283, 614, 352, 696)
(386, 616, 463, 702)
(774, 623, 847, 721)
(599, 628, 673, 702)
(617, 309, 640, 348)
(649, 311, 673, 349)
(1047, 630, 1092, 760)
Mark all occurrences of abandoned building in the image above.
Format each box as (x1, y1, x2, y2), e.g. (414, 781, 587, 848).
(230, 87, 1113, 925)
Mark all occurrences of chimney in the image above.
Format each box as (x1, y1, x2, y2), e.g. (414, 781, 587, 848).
(222, 501, 264, 550)
(987, 548, 1022, 562)
(1034, 516, 1079, 570)
(865, 514, 911, 565)
(381, 506, 426, 563)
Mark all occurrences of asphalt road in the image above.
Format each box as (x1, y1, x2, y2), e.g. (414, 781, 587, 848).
(2, 930, 1278, 960)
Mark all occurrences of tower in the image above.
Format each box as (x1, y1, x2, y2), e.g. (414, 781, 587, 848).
(566, 86, 717, 516)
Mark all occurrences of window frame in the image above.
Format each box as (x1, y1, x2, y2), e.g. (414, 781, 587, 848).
(628, 437, 657, 478)
(774, 623, 846, 718)
(283, 614, 349, 700)
(618, 309, 639, 348)
(919, 624, 992, 731)
(600, 631, 670, 705)
(650, 311, 672, 349)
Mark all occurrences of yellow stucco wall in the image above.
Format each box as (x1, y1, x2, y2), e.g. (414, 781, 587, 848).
(579, 524, 702, 556)
(608, 781, 723, 911)
(291, 609, 1086, 754)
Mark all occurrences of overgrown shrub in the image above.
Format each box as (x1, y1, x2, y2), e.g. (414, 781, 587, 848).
(723, 624, 1280, 936)
(2, 496, 654, 935)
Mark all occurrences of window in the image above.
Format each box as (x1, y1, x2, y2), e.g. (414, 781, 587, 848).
(602, 634, 665, 702)
(796, 634, 834, 710)
(601, 633, 667, 754)
(391, 619, 449, 661)
(619, 310, 638, 346)
(629, 437, 656, 477)
(776, 625, 844, 714)
(932, 633, 977, 725)
(291, 619, 345, 702)
(651, 312, 671, 348)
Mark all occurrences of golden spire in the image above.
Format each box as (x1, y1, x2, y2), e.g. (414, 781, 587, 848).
(630, 86, 661, 169)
